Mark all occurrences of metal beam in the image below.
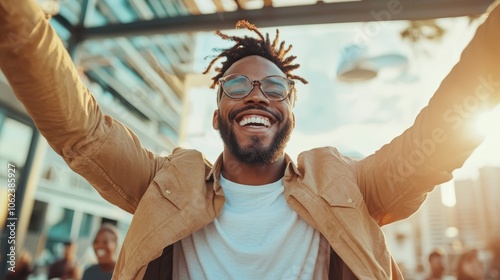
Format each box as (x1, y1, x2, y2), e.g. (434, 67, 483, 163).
(52, 13, 74, 32)
(80, 0, 494, 40)
(67, 0, 94, 59)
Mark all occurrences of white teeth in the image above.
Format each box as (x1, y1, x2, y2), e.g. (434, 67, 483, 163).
(96, 249, 106, 257)
(239, 116, 270, 127)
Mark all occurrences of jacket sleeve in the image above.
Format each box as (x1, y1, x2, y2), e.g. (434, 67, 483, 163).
(0, 0, 165, 214)
(356, 3, 500, 226)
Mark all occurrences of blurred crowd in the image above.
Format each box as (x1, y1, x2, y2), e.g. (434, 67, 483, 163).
(5, 229, 500, 279)
(422, 238, 500, 280)
(6, 223, 120, 280)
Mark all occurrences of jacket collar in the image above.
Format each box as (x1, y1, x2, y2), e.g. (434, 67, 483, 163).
(206, 153, 223, 191)
(205, 152, 302, 191)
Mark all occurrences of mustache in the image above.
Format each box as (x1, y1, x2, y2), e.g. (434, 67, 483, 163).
(228, 105, 282, 122)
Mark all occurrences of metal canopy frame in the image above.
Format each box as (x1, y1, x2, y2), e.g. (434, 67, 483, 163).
(53, 0, 495, 43)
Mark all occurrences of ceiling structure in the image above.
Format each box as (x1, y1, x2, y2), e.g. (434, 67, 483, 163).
(53, 0, 495, 41)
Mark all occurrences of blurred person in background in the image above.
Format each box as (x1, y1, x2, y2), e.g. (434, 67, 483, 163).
(5, 250, 33, 280)
(425, 249, 447, 280)
(486, 238, 500, 280)
(457, 249, 485, 280)
(82, 224, 120, 280)
(47, 241, 81, 280)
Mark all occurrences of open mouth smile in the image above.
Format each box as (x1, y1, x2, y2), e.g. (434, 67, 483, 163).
(238, 115, 271, 127)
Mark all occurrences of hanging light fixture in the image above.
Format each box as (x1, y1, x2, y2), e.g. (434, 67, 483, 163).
(337, 44, 409, 83)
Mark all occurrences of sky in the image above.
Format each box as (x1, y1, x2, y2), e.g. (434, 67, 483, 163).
(183, 16, 500, 182)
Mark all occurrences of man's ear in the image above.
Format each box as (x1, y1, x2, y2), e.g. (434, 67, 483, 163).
(292, 112, 296, 128)
(213, 110, 219, 130)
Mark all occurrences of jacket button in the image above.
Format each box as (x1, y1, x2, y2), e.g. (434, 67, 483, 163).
(165, 189, 171, 195)
(347, 198, 353, 204)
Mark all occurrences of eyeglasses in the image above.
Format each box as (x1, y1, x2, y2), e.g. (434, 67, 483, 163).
(218, 74, 295, 102)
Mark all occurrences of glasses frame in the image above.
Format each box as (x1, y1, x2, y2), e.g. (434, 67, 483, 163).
(218, 74, 295, 102)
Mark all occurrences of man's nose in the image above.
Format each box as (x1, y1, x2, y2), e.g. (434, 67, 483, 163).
(244, 83, 269, 104)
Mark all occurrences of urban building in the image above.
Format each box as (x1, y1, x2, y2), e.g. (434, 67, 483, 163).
(479, 166, 500, 242)
(0, 0, 197, 274)
(385, 169, 500, 278)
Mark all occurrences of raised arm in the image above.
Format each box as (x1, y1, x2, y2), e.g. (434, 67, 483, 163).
(357, 3, 500, 225)
(0, 0, 165, 213)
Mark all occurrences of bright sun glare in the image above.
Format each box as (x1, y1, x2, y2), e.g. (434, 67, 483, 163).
(440, 180, 456, 207)
(473, 110, 496, 137)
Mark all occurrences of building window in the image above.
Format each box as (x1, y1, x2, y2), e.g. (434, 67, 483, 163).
(79, 213, 94, 238)
(0, 112, 34, 181)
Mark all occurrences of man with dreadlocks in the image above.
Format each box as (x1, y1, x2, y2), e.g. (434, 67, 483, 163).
(1, 0, 500, 278)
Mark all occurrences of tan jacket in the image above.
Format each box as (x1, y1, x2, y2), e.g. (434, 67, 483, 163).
(1, 0, 500, 279)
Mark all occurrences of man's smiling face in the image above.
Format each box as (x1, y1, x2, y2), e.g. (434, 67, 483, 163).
(213, 55, 295, 164)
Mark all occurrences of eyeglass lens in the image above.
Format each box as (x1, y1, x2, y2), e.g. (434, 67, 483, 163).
(222, 75, 290, 101)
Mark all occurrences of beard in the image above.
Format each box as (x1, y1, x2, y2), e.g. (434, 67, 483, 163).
(217, 106, 293, 165)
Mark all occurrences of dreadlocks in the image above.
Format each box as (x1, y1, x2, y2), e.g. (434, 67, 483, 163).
(203, 20, 308, 103)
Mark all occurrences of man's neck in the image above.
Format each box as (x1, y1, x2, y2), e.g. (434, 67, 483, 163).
(221, 153, 286, 185)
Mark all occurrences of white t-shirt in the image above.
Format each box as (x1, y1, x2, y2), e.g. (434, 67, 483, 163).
(173, 175, 330, 279)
